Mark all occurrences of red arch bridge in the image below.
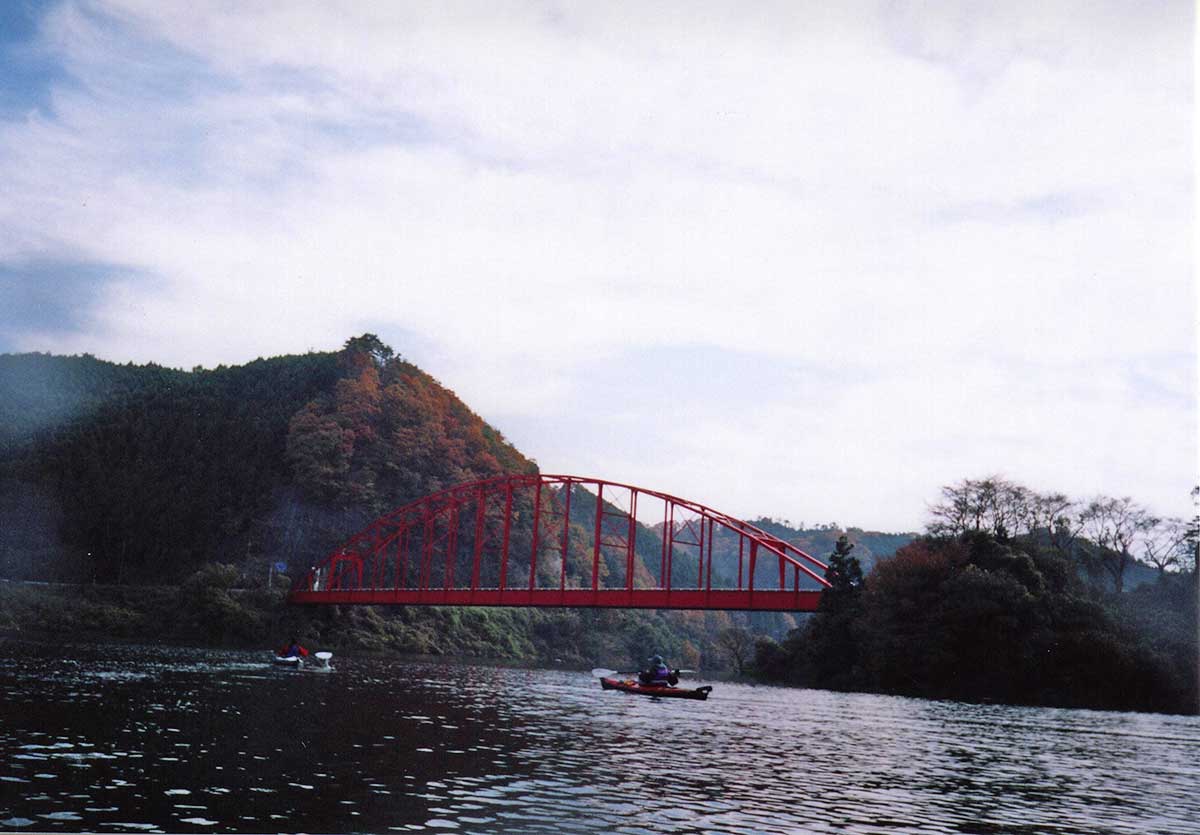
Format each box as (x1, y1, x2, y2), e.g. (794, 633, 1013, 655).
(289, 474, 830, 612)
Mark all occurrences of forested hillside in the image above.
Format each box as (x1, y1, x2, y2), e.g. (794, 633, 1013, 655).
(0, 352, 189, 450)
(0, 336, 534, 584)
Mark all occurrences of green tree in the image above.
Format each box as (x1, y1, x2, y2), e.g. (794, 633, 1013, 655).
(716, 626, 755, 676)
(823, 534, 864, 601)
(805, 534, 866, 689)
(341, 333, 394, 368)
(286, 402, 355, 499)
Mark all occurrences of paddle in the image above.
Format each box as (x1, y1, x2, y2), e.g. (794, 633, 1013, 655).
(590, 667, 696, 678)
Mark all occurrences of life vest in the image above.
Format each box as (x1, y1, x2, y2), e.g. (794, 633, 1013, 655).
(649, 663, 672, 685)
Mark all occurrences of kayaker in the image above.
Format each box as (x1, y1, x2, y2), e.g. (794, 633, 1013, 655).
(278, 637, 309, 659)
(639, 655, 679, 687)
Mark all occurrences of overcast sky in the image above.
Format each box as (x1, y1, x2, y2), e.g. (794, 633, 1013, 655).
(0, 1, 1194, 531)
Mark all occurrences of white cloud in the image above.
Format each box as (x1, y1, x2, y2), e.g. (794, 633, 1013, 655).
(0, 0, 1193, 529)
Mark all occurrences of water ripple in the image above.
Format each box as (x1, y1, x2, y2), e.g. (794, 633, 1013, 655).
(1, 642, 1197, 833)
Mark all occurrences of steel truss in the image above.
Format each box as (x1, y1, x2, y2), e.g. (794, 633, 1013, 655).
(289, 474, 830, 612)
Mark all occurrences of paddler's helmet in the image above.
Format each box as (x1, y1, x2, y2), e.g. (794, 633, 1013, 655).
(650, 655, 663, 665)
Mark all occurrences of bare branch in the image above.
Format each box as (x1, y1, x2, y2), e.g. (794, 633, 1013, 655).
(1079, 496, 1158, 592)
(1141, 517, 1186, 574)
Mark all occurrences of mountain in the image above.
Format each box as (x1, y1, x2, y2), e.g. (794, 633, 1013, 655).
(0, 335, 533, 584)
(740, 519, 913, 575)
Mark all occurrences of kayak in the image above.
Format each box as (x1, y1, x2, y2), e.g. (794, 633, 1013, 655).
(271, 651, 333, 669)
(600, 677, 712, 700)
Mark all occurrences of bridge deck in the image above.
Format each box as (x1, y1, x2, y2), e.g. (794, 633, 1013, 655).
(289, 587, 822, 612)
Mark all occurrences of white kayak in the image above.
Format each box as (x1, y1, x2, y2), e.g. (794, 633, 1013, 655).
(271, 651, 333, 669)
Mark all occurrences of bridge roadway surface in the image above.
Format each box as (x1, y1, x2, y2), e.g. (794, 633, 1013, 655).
(288, 587, 823, 611)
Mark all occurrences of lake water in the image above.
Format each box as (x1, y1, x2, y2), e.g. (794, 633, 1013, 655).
(1, 640, 1197, 834)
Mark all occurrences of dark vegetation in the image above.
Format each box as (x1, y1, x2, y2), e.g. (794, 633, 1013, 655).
(754, 479, 1199, 715)
(0, 576, 741, 670)
(1, 348, 340, 582)
(0, 336, 530, 584)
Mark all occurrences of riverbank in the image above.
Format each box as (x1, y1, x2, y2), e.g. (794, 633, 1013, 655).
(0, 577, 525, 654)
(0, 571, 740, 671)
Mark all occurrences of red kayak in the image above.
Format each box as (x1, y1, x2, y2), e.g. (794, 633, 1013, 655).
(600, 677, 712, 700)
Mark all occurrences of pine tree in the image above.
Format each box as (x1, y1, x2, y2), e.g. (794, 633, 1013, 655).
(806, 534, 865, 688)
(821, 534, 864, 607)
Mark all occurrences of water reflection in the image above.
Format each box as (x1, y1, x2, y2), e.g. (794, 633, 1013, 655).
(1, 640, 1197, 833)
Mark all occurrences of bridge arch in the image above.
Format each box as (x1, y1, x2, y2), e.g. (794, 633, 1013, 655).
(290, 474, 830, 612)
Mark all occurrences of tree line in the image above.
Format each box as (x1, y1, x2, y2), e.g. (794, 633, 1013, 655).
(927, 476, 1194, 592)
(748, 477, 1199, 715)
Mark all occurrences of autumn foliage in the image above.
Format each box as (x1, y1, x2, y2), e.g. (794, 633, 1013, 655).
(286, 335, 534, 514)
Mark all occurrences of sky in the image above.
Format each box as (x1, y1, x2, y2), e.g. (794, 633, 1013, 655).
(0, 0, 1194, 532)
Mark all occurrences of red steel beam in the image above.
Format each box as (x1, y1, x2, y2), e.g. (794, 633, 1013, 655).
(499, 482, 513, 592)
(591, 483, 603, 592)
(625, 489, 637, 592)
(290, 587, 822, 612)
(293, 473, 831, 612)
(529, 479, 542, 591)
(560, 479, 572, 591)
